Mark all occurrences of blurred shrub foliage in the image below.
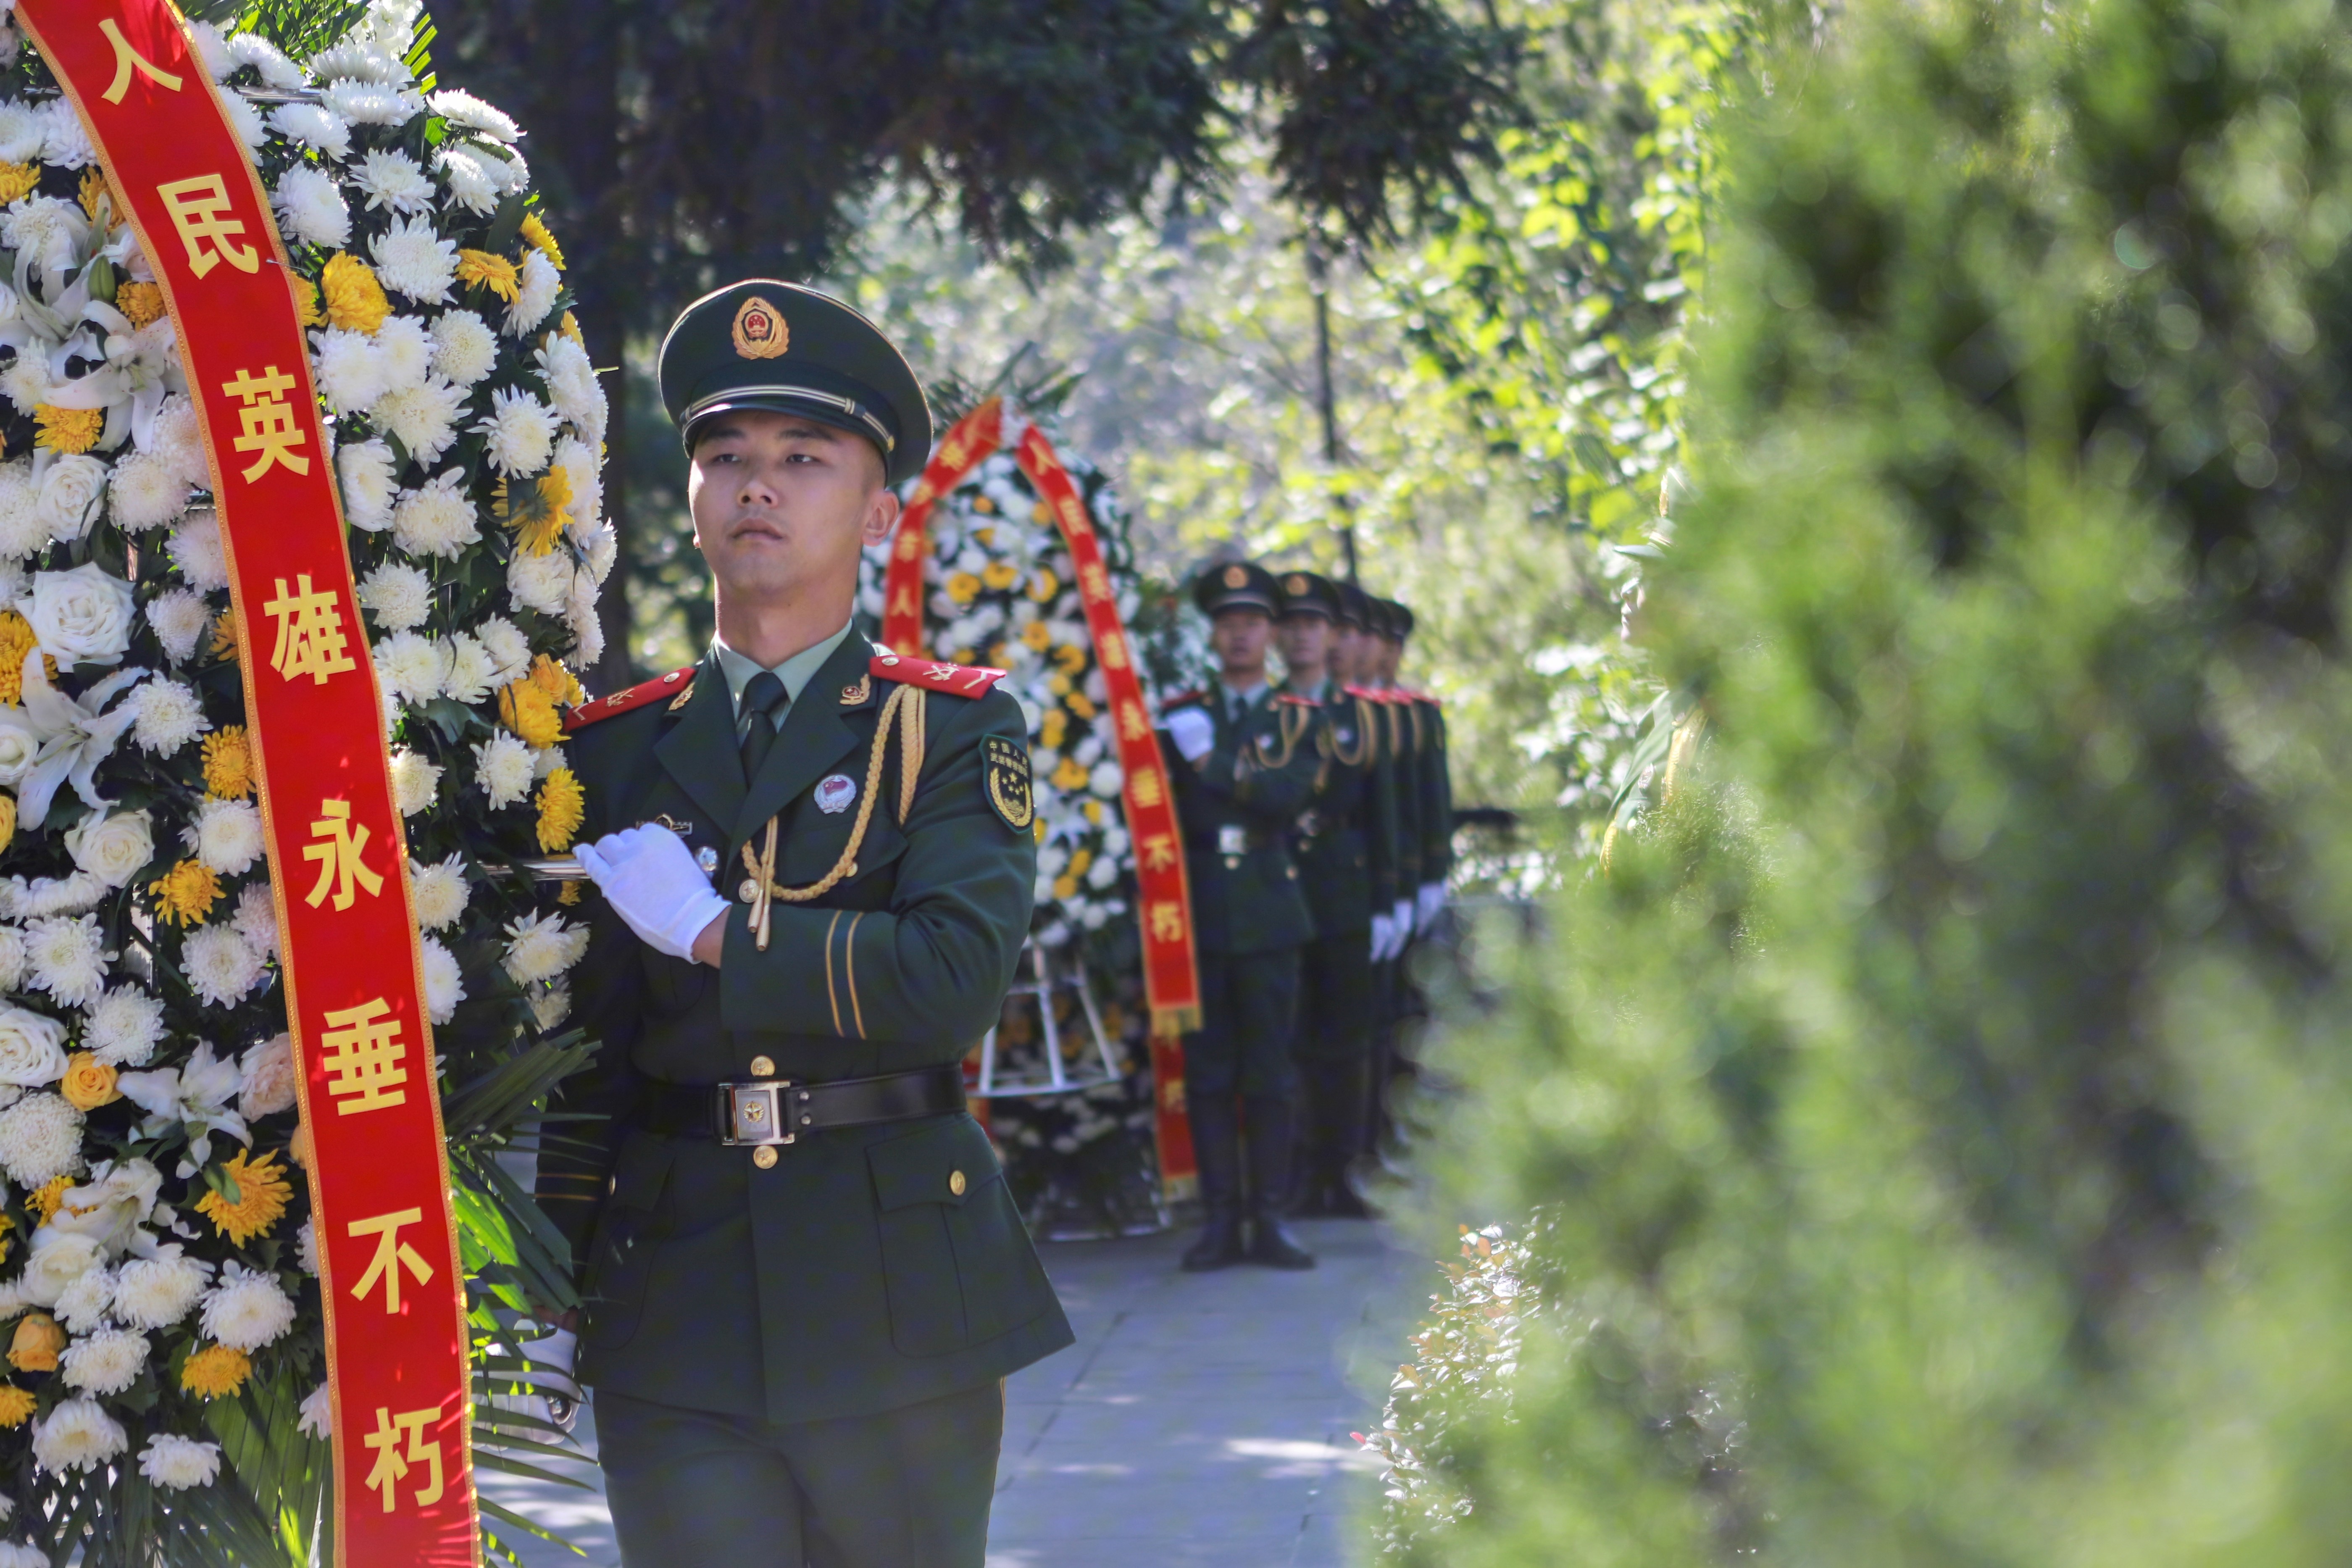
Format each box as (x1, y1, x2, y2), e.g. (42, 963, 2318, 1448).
(1402, 0, 2352, 1560)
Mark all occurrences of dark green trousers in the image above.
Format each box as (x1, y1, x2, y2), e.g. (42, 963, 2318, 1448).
(597, 1382, 1005, 1567)
(1294, 930, 1374, 1173)
(1183, 947, 1303, 1100)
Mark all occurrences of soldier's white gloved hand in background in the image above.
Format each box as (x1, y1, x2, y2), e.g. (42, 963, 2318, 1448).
(1393, 897, 1416, 946)
(1369, 912, 1395, 962)
(1417, 882, 1445, 930)
(1165, 707, 1215, 763)
(577, 824, 729, 962)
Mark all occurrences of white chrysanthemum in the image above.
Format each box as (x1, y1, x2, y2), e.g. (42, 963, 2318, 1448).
(579, 517, 619, 585)
(539, 335, 607, 443)
(180, 926, 263, 1010)
(34, 100, 89, 169)
(374, 314, 432, 395)
(371, 212, 457, 304)
(139, 1433, 221, 1491)
(532, 742, 570, 784)
(430, 87, 521, 142)
(420, 934, 464, 1024)
(59, 1326, 145, 1395)
(336, 439, 397, 531)
(528, 980, 572, 1031)
(167, 509, 229, 593)
(372, 630, 445, 710)
(186, 20, 234, 81)
(297, 1381, 331, 1439)
(146, 588, 211, 666)
(566, 570, 605, 664)
(270, 103, 351, 160)
(54, 1265, 117, 1334)
(434, 145, 499, 215)
(485, 145, 531, 194)
(0, 1093, 84, 1188)
(230, 882, 278, 961)
(387, 747, 442, 818)
(472, 731, 535, 809)
(476, 386, 557, 478)
(107, 452, 192, 533)
(296, 1216, 318, 1276)
(505, 248, 561, 337)
(440, 632, 495, 705)
(0, 460, 41, 559)
(375, 376, 466, 467)
(186, 798, 265, 877)
(312, 327, 387, 416)
(0, 103, 38, 163)
(321, 79, 413, 126)
(390, 469, 477, 559)
(0, 196, 87, 273)
(507, 547, 574, 616)
(270, 163, 350, 248)
(32, 1397, 125, 1475)
(218, 91, 268, 158)
(0, 875, 105, 921)
(311, 35, 408, 84)
(552, 433, 603, 524)
(147, 394, 210, 489)
(83, 986, 164, 1069)
(237, 1033, 295, 1120)
(25, 914, 107, 1008)
(129, 678, 209, 756)
(503, 911, 588, 986)
(357, 561, 431, 630)
(111, 1253, 209, 1330)
(475, 616, 531, 687)
(354, 147, 434, 216)
(429, 309, 497, 386)
(410, 855, 469, 931)
(227, 31, 305, 89)
(200, 1263, 294, 1352)
(0, 926, 21, 992)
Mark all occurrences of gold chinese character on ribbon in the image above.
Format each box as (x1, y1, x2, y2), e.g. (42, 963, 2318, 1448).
(1097, 630, 1129, 670)
(1129, 765, 1165, 808)
(303, 800, 382, 912)
(1079, 563, 1112, 603)
(262, 573, 355, 684)
(1116, 701, 1150, 741)
(362, 1405, 445, 1513)
(320, 998, 407, 1113)
(155, 174, 259, 279)
(1139, 833, 1178, 871)
(348, 1206, 435, 1312)
(98, 18, 183, 103)
(221, 366, 311, 481)
(1148, 901, 1185, 942)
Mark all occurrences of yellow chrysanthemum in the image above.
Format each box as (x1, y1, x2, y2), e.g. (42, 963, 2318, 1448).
(115, 281, 167, 329)
(0, 1214, 16, 1267)
(321, 252, 390, 333)
(0, 1384, 32, 1427)
(987, 642, 1013, 668)
(528, 653, 585, 706)
(150, 859, 221, 928)
(1053, 643, 1088, 675)
(194, 1149, 291, 1245)
(33, 405, 103, 455)
(291, 274, 324, 329)
(0, 162, 37, 206)
(950, 649, 975, 664)
(519, 211, 565, 269)
(77, 168, 120, 226)
(1019, 621, 1051, 652)
(1052, 875, 1078, 900)
(536, 767, 585, 853)
(1066, 691, 1098, 721)
(1039, 710, 1068, 750)
(1031, 501, 1052, 524)
(558, 311, 584, 345)
(971, 496, 996, 516)
(1027, 568, 1060, 603)
(202, 726, 254, 799)
(1044, 671, 1072, 698)
(500, 468, 574, 557)
(0, 794, 14, 857)
(981, 561, 1019, 591)
(456, 248, 522, 303)
(1068, 848, 1093, 879)
(499, 679, 563, 750)
(26, 1176, 69, 1226)
(1082, 799, 1103, 825)
(973, 526, 996, 547)
(181, 1344, 252, 1400)
(1051, 757, 1089, 792)
(211, 613, 240, 665)
(944, 572, 981, 605)
(557, 879, 583, 906)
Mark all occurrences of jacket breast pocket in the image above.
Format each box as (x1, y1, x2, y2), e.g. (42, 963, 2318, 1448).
(868, 1115, 1049, 1358)
(581, 1135, 675, 1354)
(780, 808, 909, 893)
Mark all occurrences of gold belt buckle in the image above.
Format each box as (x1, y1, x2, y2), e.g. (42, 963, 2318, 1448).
(718, 1080, 805, 1147)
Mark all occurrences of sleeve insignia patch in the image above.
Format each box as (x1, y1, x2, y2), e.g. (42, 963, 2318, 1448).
(982, 735, 1034, 832)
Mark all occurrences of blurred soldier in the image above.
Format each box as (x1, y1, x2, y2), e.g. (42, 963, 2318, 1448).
(1384, 601, 1452, 934)
(1160, 561, 1324, 1270)
(1273, 571, 1389, 1217)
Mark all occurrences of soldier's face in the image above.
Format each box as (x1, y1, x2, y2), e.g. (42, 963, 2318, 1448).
(1275, 612, 1329, 675)
(1376, 637, 1402, 681)
(1331, 624, 1366, 682)
(1210, 609, 1273, 678)
(689, 410, 899, 603)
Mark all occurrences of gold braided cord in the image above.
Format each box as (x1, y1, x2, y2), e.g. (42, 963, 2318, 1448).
(1385, 700, 1406, 756)
(1253, 702, 1310, 768)
(1325, 696, 1376, 767)
(896, 686, 926, 824)
(743, 684, 915, 947)
(1408, 700, 1424, 752)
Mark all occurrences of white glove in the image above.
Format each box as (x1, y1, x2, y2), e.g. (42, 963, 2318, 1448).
(1369, 913, 1395, 962)
(1165, 707, 1214, 763)
(1393, 898, 1415, 945)
(1417, 882, 1445, 930)
(577, 824, 729, 961)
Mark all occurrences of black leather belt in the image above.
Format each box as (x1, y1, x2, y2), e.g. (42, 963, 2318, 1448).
(636, 1066, 966, 1148)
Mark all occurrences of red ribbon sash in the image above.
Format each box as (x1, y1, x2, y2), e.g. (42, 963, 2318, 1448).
(884, 404, 1202, 1195)
(18, 5, 476, 1561)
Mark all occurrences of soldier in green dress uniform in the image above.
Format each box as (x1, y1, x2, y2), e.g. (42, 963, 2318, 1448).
(536, 281, 1072, 1567)
(1159, 561, 1325, 1271)
(1271, 570, 1389, 1217)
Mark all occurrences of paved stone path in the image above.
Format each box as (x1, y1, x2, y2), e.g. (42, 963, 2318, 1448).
(483, 1217, 1421, 1567)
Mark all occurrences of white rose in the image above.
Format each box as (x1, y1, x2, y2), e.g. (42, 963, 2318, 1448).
(20, 563, 134, 666)
(18, 1228, 101, 1307)
(62, 810, 153, 889)
(33, 454, 107, 544)
(0, 709, 38, 786)
(0, 1006, 66, 1087)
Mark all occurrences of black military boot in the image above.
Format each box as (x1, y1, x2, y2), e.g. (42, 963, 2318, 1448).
(1243, 1096, 1316, 1269)
(1181, 1097, 1246, 1272)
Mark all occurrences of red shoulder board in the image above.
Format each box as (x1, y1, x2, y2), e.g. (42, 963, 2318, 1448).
(1273, 693, 1316, 708)
(564, 666, 697, 733)
(1410, 690, 1441, 706)
(1345, 684, 1395, 703)
(870, 653, 1007, 699)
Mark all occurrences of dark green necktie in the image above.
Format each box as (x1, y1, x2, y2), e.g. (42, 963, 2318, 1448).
(739, 670, 787, 783)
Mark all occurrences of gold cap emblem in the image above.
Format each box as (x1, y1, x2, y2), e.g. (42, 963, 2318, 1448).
(1222, 564, 1248, 589)
(1286, 575, 1307, 594)
(731, 296, 789, 360)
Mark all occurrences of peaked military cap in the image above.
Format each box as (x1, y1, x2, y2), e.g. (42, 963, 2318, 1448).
(1374, 597, 1415, 639)
(1331, 579, 1372, 630)
(1193, 559, 1283, 617)
(1276, 568, 1341, 621)
(658, 280, 934, 486)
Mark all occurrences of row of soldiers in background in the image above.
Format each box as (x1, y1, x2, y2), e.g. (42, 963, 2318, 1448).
(1159, 560, 1451, 1272)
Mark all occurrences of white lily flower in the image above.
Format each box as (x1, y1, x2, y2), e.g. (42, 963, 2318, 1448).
(116, 1044, 249, 1177)
(7, 654, 147, 829)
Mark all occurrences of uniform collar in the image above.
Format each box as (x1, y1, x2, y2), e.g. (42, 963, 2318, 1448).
(712, 617, 857, 717)
(1218, 677, 1269, 715)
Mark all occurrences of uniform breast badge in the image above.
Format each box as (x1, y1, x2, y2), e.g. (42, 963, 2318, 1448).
(982, 735, 1034, 832)
(815, 773, 858, 814)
